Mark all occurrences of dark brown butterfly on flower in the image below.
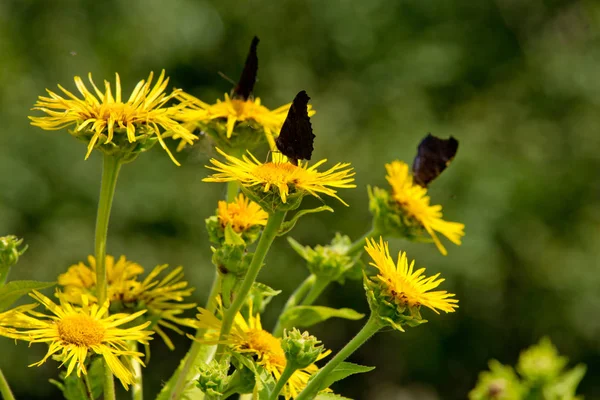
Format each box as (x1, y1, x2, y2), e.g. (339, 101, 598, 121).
(412, 133, 458, 187)
(232, 36, 259, 100)
(275, 90, 315, 166)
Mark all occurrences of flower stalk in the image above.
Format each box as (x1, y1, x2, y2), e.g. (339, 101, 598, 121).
(295, 314, 382, 400)
(0, 369, 15, 400)
(272, 275, 316, 336)
(268, 363, 296, 400)
(94, 153, 122, 400)
(129, 341, 143, 400)
(215, 210, 286, 360)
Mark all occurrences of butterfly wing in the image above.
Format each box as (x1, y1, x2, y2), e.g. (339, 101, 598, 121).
(276, 90, 315, 162)
(232, 36, 259, 100)
(412, 133, 459, 187)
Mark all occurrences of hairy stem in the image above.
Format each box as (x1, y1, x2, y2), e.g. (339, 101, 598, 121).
(272, 274, 316, 337)
(130, 341, 143, 400)
(94, 153, 122, 400)
(295, 314, 381, 400)
(0, 369, 15, 400)
(215, 211, 286, 360)
(268, 362, 296, 400)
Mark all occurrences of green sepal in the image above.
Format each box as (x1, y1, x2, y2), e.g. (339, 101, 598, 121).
(278, 206, 334, 237)
(0, 280, 55, 311)
(199, 119, 268, 155)
(543, 364, 587, 400)
(241, 184, 305, 214)
(315, 393, 353, 400)
(279, 305, 364, 330)
(248, 282, 281, 315)
(315, 362, 374, 392)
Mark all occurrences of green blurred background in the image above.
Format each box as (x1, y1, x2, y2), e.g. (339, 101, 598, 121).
(2, 0, 600, 398)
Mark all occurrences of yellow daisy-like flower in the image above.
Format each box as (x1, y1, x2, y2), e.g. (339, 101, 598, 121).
(58, 255, 143, 304)
(365, 237, 458, 318)
(386, 160, 464, 255)
(9, 290, 152, 389)
(217, 193, 268, 233)
(195, 306, 329, 399)
(58, 256, 196, 350)
(29, 70, 198, 165)
(204, 148, 355, 210)
(177, 92, 314, 150)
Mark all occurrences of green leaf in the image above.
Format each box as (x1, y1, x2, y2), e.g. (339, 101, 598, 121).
(317, 362, 375, 392)
(544, 364, 587, 399)
(0, 280, 54, 311)
(279, 306, 364, 330)
(287, 237, 309, 260)
(278, 206, 333, 236)
(231, 353, 276, 400)
(224, 223, 246, 246)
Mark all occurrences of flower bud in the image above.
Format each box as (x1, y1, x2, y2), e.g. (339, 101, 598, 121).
(288, 233, 359, 283)
(197, 360, 229, 397)
(0, 235, 28, 269)
(281, 328, 324, 369)
(517, 337, 567, 384)
(469, 360, 525, 400)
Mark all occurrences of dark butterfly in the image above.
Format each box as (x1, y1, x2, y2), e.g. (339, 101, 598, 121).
(275, 91, 315, 165)
(232, 36, 259, 100)
(412, 133, 458, 187)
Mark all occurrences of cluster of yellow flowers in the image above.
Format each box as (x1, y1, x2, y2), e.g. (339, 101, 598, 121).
(0, 39, 466, 400)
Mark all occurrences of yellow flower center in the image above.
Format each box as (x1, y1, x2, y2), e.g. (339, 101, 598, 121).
(246, 329, 286, 366)
(254, 162, 299, 184)
(57, 315, 105, 346)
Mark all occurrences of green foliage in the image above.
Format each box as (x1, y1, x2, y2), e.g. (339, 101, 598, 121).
(315, 362, 375, 393)
(0, 281, 54, 312)
(278, 305, 364, 330)
(278, 206, 333, 237)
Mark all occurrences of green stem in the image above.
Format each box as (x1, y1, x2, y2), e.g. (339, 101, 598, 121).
(295, 314, 382, 400)
(215, 211, 286, 360)
(165, 274, 221, 400)
(130, 341, 143, 400)
(83, 373, 94, 400)
(346, 226, 378, 257)
(0, 368, 15, 400)
(268, 363, 297, 400)
(272, 275, 316, 337)
(94, 154, 122, 400)
(300, 278, 330, 306)
(0, 267, 9, 286)
(226, 181, 239, 203)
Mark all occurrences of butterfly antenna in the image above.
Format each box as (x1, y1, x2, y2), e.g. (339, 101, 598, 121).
(218, 71, 236, 85)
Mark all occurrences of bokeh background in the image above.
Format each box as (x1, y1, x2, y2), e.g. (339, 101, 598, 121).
(2, 0, 600, 399)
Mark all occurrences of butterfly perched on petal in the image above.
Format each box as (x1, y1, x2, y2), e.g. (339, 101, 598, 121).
(275, 90, 315, 165)
(412, 133, 458, 187)
(232, 36, 259, 100)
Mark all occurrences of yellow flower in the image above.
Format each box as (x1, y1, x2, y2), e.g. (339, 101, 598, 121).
(58, 256, 196, 350)
(195, 306, 329, 399)
(204, 148, 355, 210)
(58, 255, 143, 304)
(217, 193, 268, 233)
(177, 92, 314, 150)
(0, 305, 37, 339)
(9, 290, 152, 389)
(365, 237, 458, 320)
(386, 160, 464, 255)
(29, 70, 198, 165)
